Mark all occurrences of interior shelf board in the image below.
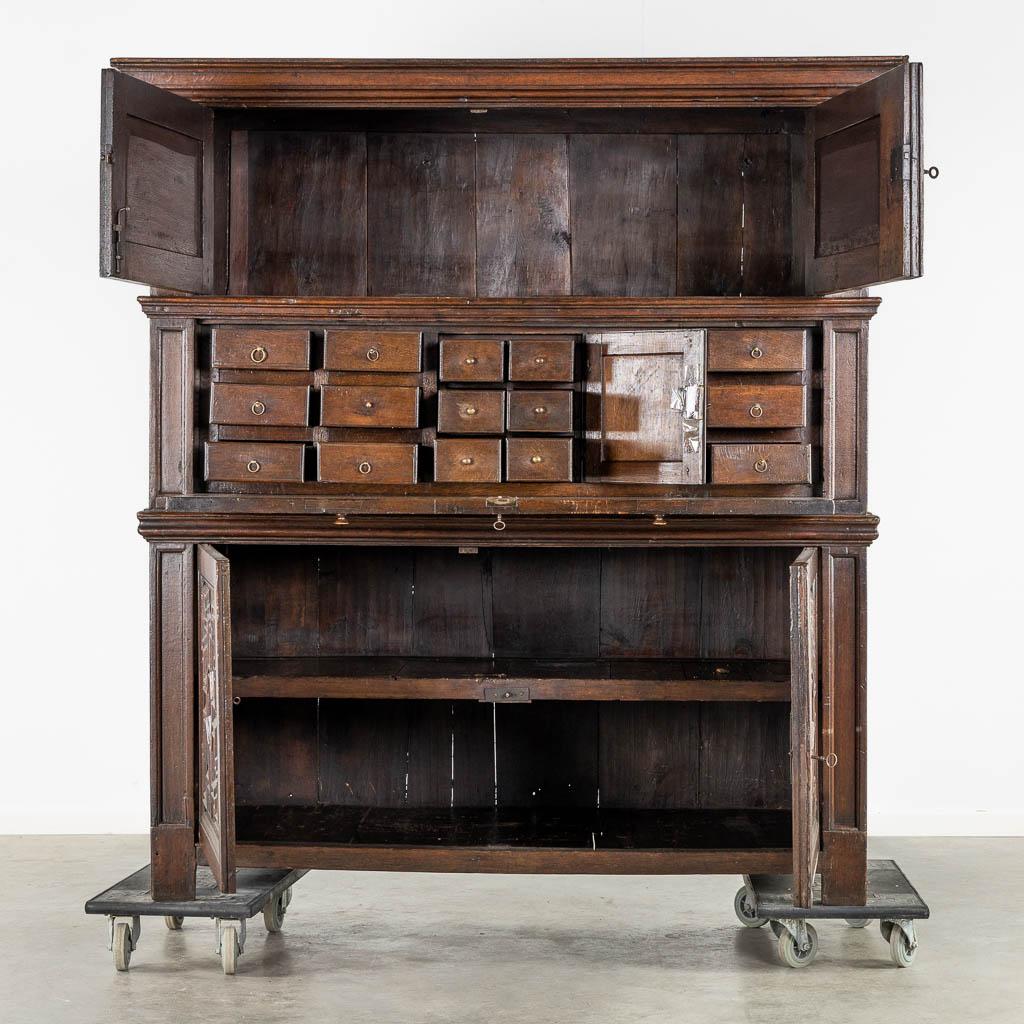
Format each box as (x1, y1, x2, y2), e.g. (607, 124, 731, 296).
(232, 656, 791, 702)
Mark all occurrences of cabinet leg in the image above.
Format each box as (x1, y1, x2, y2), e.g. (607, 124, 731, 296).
(821, 828, 866, 905)
(151, 823, 197, 900)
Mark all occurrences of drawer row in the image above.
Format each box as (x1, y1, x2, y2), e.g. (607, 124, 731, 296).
(206, 440, 811, 485)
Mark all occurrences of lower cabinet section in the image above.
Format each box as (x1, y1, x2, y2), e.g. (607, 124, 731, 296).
(193, 543, 824, 888)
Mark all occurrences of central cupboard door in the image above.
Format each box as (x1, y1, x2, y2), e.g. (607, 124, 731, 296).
(585, 330, 705, 483)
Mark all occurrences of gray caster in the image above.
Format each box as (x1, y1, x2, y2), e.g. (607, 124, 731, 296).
(263, 892, 287, 933)
(775, 919, 819, 968)
(215, 919, 246, 975)
(733, 886, 767, 928)
(881, 919, 918, 967)
(108, 916, 141, 972)
(163, 915, 184, 930)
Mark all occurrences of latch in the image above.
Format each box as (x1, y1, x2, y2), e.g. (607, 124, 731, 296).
(480, 685, 531, 703)
(112, 206, 130, 275)
(485, 495, 519, 510)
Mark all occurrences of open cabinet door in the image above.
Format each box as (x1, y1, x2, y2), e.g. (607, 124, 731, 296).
(808, 62, 922, 293)
(100, 69, 219, 292)
(197, 545, 236, 893)
(790, 547, 821, 907)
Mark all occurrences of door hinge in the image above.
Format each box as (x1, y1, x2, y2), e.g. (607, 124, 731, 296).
(112, 206, 130, 275)
(891, 143, 914, 183)
(101, 145, 114, 165)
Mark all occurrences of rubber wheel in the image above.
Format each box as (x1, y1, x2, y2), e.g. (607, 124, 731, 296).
(221, 927, 239, 975)
(769, 920, 784, 938)
(889, 926, 916, 968)
(777, 923, 819, 968)
(263, 894, 286, 933)
(113, 922, 133, 972)
(164, 915, 184, 931)
(733, 887, 767, 928)
(846, 918, 871, 928)
(880, 920, 895, 942)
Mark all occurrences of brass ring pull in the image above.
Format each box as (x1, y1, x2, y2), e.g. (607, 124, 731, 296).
(246, 460, 261, 474)
(493, 514, 506, 532)
(754, 458, 769, 473)
(232, 696, 241, 706)
(530, 455, 543, 464)
(750, 346, 764, 359)
(464, 406, 477, 416)
(817, 752, 839, 768)
(465, 356, 478, 365)
(460, 457, 474, 465)
(534, 356, 546, 364)
(250, 346, 267, 364)
(357, 461, 372, 475)
(250, 400, 266, 416)
(366, 348, 381, 362)
(533, 406, 546, 415)
(363, 401, 374, 410)
(749, 403, 764, 419)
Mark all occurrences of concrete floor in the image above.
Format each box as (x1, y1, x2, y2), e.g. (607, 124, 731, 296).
(1, 837, 1020, 1024)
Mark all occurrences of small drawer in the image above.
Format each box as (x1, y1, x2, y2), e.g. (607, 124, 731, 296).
(706, 384, 806, 428)
(317, 443, 418, 483)
(506, 390, 574, 434)
(211, 329, 310, 370)
(711, 444, 812, 485)
(437, 389, 505, 434)
(434, 439, 502, 482)
(321, 385, 420, 428)
(439, 338, 505, 382)
(707, 329, 806, 372)
(508, 337, 575, 382)
(324, 331, 422, 372)
(205, 442, 305, 483)
(209, 383, 310, 427)
(505, 438, 573, 482)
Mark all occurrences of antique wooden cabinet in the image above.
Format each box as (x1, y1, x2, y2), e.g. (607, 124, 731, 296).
(98, 57, 924, 918)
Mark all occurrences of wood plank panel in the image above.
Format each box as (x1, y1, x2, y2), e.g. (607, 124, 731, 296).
(570, 134, 676, 296)
(246, 131, 367, 294)
(234, 699, 317, 805)
(412, 550, 491, 658)
(741, 133, 795, 295)
(367, 133, 476, 295)
(476, 134, 570, 296)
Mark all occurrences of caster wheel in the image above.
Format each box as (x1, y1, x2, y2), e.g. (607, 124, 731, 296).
(164, 915, 184, 931)
(113, 921, 133, 972)
(221, 927, 240, 975)
(769, 920, 784, 938)
(263, 893, 287, 933)
(888, 926, 916, 968)
(733, 887, 767, 928)
(846, 918, 871, 929)
(777, 923, 819, 968)
(283, 886, 293, 910)
(880, 920, 895, 942)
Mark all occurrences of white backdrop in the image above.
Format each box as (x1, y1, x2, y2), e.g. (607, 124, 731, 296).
(2, 0, 1021, 835)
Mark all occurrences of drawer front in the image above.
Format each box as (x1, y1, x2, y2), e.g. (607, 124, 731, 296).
(317, 442, 418, 483)
(437, 389, 505, 434)
(205, 442, 305, 483)
(711, 443, 812, 484)
(321, 385, 420, 428)
(211, 328, 310, 370)
(210, 383, 310, 427)
(506, 390, 574, 434)
(440, 338, 505, 382)
(706, 384, 806, 428)
(324, 331, 422, 372)
(707, 329, 806, 372)
(508, 337, 575, 382)
(434, 439, 502, 482)
(506, 437, 573, 481)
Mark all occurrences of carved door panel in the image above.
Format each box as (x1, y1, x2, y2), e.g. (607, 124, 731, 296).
(584, 330, 705, 483)
(808, 62, 923, 292)
(197, 544, 235, 893)
(790, 547, 821, 907)
(100, 70, 219, 292)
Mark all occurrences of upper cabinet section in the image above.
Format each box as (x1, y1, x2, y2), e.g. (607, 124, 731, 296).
(101, 58, 923, 297)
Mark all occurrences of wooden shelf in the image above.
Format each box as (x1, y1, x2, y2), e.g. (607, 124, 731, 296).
(235, 806, 793, 875)
(232, 656, 791, 702)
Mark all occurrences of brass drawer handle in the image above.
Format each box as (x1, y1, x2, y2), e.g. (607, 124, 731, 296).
(754, 458, 769, 474)
(246, 459, 261, 474)
(464, 406, 477, 416)
(533, 356, 546, 364)
(366, 348, 381, 362)
(464, 356, 478, 365)
(530, 455, 544, 464)
(250, 346, 267, 364)
(460, 457, 474, 465)
(750, 345, 764, 359)
(358, 461, 372, 475)
(250, 400, 266, 416)
(533, 406, 547, 415)
(749, 403, 764, 419)
(363, 400, 375, 410)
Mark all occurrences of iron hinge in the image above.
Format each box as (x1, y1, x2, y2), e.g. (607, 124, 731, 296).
(101, 145, 114, 166)
(112, 206, 130, 275)
(891, 143, 915, 183)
